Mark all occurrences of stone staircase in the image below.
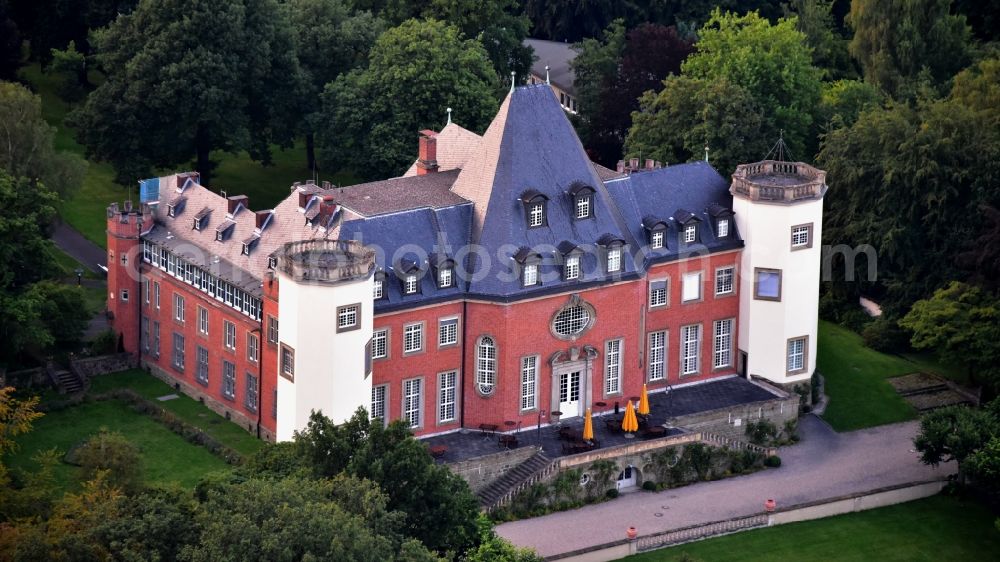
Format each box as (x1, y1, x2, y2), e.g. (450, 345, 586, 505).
(46, 362, 84, 394)
(477, 450, 557, 511)
(889, 373, 975, 412)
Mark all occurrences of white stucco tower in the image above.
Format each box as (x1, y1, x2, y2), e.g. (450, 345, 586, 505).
(731, 159, 827, 386)
(273, 239, 376, 441)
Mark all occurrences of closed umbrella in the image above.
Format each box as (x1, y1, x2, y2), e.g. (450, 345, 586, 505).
(622, 400, 639, 434)
(582, 408, 594, 441)
(638, 384, 651, 416)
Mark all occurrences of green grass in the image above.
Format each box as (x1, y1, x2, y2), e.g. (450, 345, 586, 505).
(4, 369, 264, 493)
(87, 370, 264, 457)
(900, 351, 971, 387)
(624, 495, 1000, 562)
(4, 398, 230, 492)
(817, 320, 919, 431)
(19, 64, 359, 249)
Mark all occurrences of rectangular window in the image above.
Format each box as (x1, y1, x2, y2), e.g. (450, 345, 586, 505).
(172, 332, 185, 371)
(607, 247, 622, 273)
(754, 268, 782, 301)
(681, 324, 701, 375)
(280, 344, 294, 381)
(787, 337, 807, 373)
(438, 267, 453, 289)
(523, 263, 538, 286)
(791, 224, 813, 249)
(224, 320, 236, 350)
(575, 195, 591, 219)
(648, 330, 666, 381)
(649, 279, 668, 307)
(564, 255, 580, 280)
(403, 323, 423, 354)
(404, 274, 418, 295)
(154, 282, 160, 309)
(605, 339, 622, 394)
(247, 332, 258, 363)
(521, 356, 537, 411)
(337, 304, 359, 332)
(141, 318, 149, 351)
(143, 279, 150, 304)
(173, 293, 185, 323)
(438, 318, 458, 347)
(684, 224, 697, 243)
(717, 219, 730, 238)
(222, 360, 235, 400)
(528, 202, 544, 227)
(372, 328, 388, 359)
(682, 272, 702, 302)
(198, 306, 208, 335)
(371, 385, 387, 423)
(403, 378, 422, 428)
(245, 373, 258, 412)
(267, 315, 279, 344)
(651, 230, 665, 249)
(715, 266, 735, 296)
(196, 346, 209, 386)
(438, 371, 457, 423)
(373, 278, 384, 299)
(152, 321, 160, 356)
(714, 319, 733, 369)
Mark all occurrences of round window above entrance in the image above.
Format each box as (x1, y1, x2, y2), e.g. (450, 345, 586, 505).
(551, 296, 595, 340)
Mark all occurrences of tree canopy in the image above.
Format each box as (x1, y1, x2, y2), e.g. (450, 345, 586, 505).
(70, 0, 303, 185)
(318, 18, 499, 179)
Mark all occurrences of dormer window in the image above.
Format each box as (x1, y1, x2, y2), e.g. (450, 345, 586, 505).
(523, 264, 538, 286)
(707, 204, 734, 240)
(568, 182, 596, 220)
(241, 235, 260, 256)
(520, 189, 549, 228)
(167, 205, 176, 217)
(267, 256, 277, 269)
(397, 259, 422, 296)
(216, 230, 224, 242)
(717, 219, 729, 238)
(215, 220, 235, 242)
(607, 247, 621, 272)
(565, 255, 580, 280)
(373, 277, 384, 299)
(684, 224, 697, 243)
(513, 246, 542, 287)
(241, 243, 250, 255)
(193, 208, 210, 231)
(404, 274, 418, 295)
(642, 217, 668, 251)
(651, 230, 665, 249)
(438, 267, 453, 289)
(597, 235, 625, 274)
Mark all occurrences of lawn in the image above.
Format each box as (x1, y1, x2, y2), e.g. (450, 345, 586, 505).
(19, 64, 359, 248)
(817, 320, 918, 431)
(5, 369, 264, 492)
(624, 495, 1000, 562)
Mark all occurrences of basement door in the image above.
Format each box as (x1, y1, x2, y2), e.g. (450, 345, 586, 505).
(558, 371, 582, 419)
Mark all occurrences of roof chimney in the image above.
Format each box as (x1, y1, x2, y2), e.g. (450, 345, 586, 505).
(416, 130, 439, 175)
(227, 195, 248, 216)
(255, 210, 271, 230)
(645, 159, 655, 170)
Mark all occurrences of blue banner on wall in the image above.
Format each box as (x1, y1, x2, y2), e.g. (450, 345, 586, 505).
(139, 177, 160, 203)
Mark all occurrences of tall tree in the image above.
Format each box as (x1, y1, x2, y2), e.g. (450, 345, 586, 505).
(913, 399, 1000, 482)
(283, 0, 385, 172)
(0, 81, 85, 196)
(682, 9, 823, 160)
(0, 0, 20, 79)
(318, 18, 498, 179)
(70, 0, 303, 185)
(818, 79, 884, 129)
(574, 21, 694, 165)
(784, 0, 855, 79)
(847, 0, 971, 99)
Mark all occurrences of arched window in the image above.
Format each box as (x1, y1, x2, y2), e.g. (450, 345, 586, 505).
(476, 336, 497, 396)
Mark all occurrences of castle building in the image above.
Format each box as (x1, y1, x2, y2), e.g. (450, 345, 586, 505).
(106, 85, 826, 442)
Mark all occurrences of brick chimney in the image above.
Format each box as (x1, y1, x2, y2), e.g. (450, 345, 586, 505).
(255, 210, 271, 230)
(416, 130, 439, 175)
(227, 195, 248, 216)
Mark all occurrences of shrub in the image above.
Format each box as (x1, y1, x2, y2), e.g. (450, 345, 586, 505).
(861, 316, 910, 353)
(89, 329, 118, 356)
(745, 419, 779, 446)
(605, 488, 619, 499)
(764, 455, 782, 468)
(75, 428, 144, 493)
(642, 480, 656, 491)
(684, 443, 713, 480)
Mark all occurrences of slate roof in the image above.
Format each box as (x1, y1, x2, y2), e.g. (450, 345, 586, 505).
(140, 85, 743, 313)
(524, 38, 579, 96)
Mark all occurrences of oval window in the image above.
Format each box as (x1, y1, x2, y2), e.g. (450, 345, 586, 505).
(552, 301, 593, 338)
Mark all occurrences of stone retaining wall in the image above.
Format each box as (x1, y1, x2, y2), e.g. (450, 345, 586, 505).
(448, 445, 541, 493)
(72, 353, 137, 378)
(675, 391, 799, 440)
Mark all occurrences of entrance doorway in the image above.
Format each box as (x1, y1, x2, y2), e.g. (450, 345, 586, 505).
(739, 351, 748, 378)
(558, 371, 581, 419)
(616, 465, 638, 491)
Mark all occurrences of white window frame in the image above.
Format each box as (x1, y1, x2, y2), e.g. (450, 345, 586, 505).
(681, 324, 701, 376)
(791, 223, 813, 249)
(372, 328, 388, 359)
(575, 195, 590, 219)
(403, 322, 423, 354)
(224, 320, 236, 350)
(172, 332, 185, 371)
(247, 332, 258, 363)
(528, 202, 544, 227)
(222, 360, 236, 400)
(684, 224, 697, 243)
(404, 274, 418, 295)
(154, 282, 160, 309)
(715, 266, 735, 296)
(651, 230, 665, 249)
(373, 278, 384, 299)
(476, 336, 497, 396)
(173, 293, 185, 323)
(713, 319, 734, 369)
(523, 263, 538, 286)
(198, 306, 209, 335)
(438, 371, 457, 424)
(648, 330, 666, 381)
(717, 219, 730, 238)
(649, 278, 668, 308)
(337, 304, 359, 331)
(681, 272, 702, 303)
(438, 267, 453, 289)
(520, 355, 538, 411)
(403, 378, 422, 429)
(605, 339, 622, 395)
(564, 255, 580, 280)
(371, 384, 388, 424)
(196, 345, 209, 385)
(787, 336, 808, 374)
(607, 247, 622, 273)
(438, 317, 459, 347)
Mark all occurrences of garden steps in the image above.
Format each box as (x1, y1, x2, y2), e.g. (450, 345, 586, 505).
(477, 450, 557, 511)
(888, 373, 975, 412)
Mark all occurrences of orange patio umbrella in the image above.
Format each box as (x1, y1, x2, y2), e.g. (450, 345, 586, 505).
(638, 384, 651, 416)
(582, 408, 594, 441)
(622, 400, 639, 434)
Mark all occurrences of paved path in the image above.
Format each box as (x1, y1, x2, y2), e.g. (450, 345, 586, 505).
(496, 416, 955, 558)
(52, 222, 106, 273)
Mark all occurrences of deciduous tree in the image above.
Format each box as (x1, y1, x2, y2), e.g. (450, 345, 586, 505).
(913, 400, 1000, 482)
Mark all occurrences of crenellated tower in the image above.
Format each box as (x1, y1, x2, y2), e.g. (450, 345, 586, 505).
(106, 201, 150, 355)
(730, 159, 827, 387)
